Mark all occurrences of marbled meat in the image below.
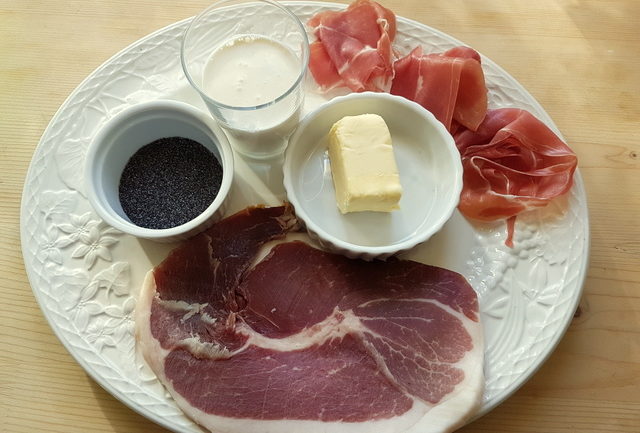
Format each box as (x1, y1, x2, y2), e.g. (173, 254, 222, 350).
(135, 205, 484, 433)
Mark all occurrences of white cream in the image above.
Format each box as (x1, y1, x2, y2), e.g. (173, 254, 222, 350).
(203, 35, 300, 108)
(201, 35, 304, 157)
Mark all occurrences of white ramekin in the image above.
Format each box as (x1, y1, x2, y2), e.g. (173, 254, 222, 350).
(84, 99, 234, 242)
(283, 92, 463, 260)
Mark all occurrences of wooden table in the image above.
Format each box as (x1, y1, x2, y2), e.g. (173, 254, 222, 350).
(2, 0, 639, 431)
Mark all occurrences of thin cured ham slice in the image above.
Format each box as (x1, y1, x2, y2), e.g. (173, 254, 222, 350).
(390, 46, 488, 131)
(308, 0, 396, 92)
(136, 205, 484, 433)
(309, 42, 343, 90)
(453, 108, 578, 247)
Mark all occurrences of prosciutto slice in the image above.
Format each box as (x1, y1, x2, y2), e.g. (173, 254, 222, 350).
(453, 108, 578, 246)
(136, 205, 484, 433)
(390, 46, 488, 131)
(308, 0, 396, 92)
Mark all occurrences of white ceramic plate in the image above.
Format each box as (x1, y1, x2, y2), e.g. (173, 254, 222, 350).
(20, 3, 589, 432)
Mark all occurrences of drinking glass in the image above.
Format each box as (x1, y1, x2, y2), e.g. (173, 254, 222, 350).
(181, 0, 310, 159)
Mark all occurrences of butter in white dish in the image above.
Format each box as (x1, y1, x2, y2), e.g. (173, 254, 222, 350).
(328, 114, 403, 213)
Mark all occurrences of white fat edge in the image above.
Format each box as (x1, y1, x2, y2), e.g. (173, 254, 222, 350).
(338, 45, 379, 75)
(377, 17, 390, 34)
(475, 186, 550, 214)
(172, 392, 432, 433)
(134, 270, 172, 385)
(204, 232, 224, 296)
(357, 296, 480, 331)
(248, 231, 318, 269)
(155, 298, 210, 323)
(336, 41, 393, 92)
(200, 312, 217, 325)
(235, 307, 366, 352)
(367, 69, 393, 93)
(415, 73, 424, 100)
(466, 157, 551, 201)
(175, 336, 232, 360)
(275, 210, 300, 232)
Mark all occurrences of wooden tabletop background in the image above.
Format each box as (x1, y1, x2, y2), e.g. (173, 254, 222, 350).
(2, 0, 639, 432)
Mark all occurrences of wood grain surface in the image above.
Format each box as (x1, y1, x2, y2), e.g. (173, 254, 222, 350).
(1, 0, 639, 432)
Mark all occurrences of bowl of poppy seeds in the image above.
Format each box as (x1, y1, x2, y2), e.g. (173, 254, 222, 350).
(85, 100, 234, 242)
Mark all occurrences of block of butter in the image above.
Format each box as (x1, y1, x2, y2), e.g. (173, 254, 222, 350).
(328, 114, 403, 213)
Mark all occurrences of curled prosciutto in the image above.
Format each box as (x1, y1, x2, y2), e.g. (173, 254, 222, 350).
(391, 46, 488, 132)
(308, 0, 396, 92)
(453, 108, 578, 247)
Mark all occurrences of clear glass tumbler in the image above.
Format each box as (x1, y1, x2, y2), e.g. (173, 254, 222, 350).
(181, 0, 309, 159)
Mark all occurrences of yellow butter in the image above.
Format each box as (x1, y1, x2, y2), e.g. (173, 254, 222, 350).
(328, 114, 402, 213)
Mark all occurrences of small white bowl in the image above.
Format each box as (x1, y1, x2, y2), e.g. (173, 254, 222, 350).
(85, 100, 234, 242)
(283, 92, 463, 260)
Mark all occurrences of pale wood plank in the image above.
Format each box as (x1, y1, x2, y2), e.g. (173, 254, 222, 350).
(2, 0, 639, 432)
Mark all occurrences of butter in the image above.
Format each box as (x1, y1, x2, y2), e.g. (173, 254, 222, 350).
(328, 114, 402, 213)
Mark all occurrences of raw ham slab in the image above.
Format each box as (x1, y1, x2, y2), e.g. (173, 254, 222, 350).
(136, 206, 484, 433)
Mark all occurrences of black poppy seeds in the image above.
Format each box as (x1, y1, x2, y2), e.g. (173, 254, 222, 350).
(119, 137, 223, 229)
